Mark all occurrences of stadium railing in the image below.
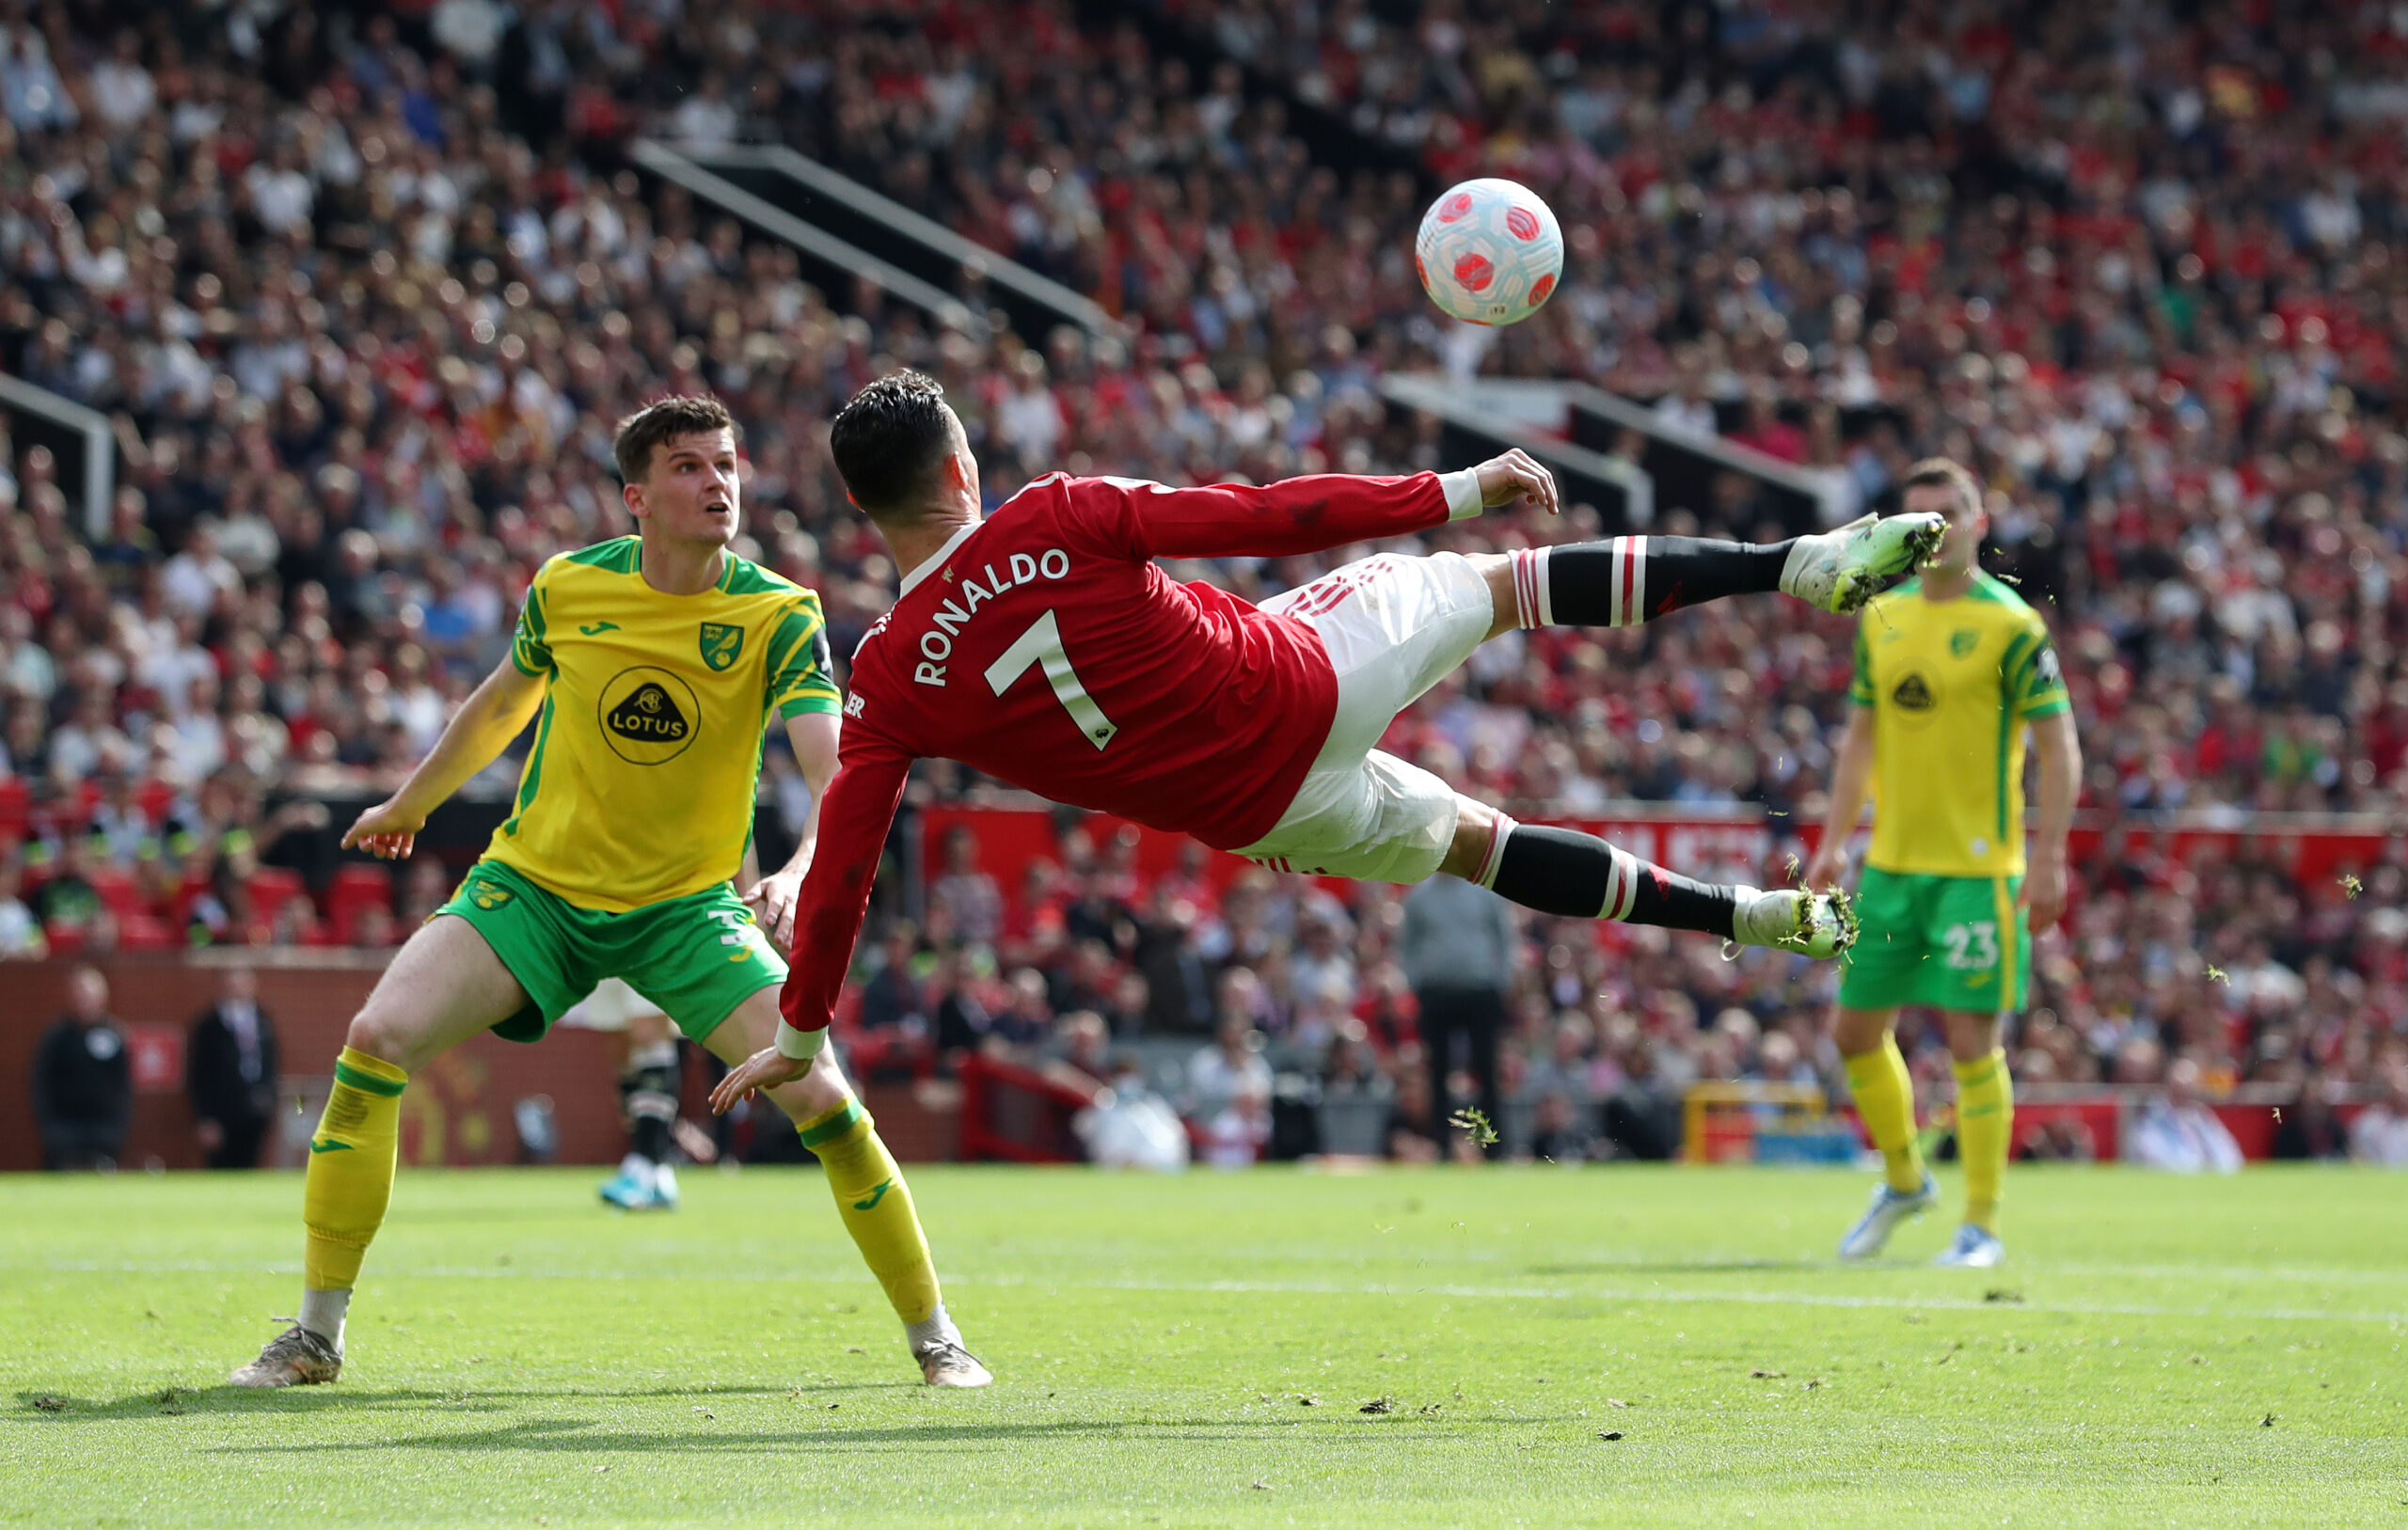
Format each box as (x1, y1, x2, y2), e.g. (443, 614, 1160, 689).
(0, 370, 117, 539)
(1378, 373, 1654, 531)
(657, 140, 1126, 346)
(627, 139, 990, 341)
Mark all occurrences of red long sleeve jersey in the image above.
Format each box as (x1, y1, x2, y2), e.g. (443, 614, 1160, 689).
(781, 470, 1456, 1033)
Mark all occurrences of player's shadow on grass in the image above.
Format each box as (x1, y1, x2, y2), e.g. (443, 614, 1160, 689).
(16, 1382, 848, 1420)
(210, 1414, 1520, 1454)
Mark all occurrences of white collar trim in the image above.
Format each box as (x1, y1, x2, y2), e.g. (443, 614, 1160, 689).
(898, 521, 981, 596)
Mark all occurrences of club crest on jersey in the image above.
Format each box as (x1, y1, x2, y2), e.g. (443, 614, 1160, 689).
(1950, 629, 1978, 656)
(1892, 671, 1936, 712)
(699, 623, 744, 671)
(598, 666, 702, 765)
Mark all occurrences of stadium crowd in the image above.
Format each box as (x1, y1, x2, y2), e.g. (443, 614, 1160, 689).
(2, 1, 2406, 1162)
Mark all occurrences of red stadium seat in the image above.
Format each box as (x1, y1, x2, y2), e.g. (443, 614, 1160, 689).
(328, 862, 395, 944)
(0, 776, 29, 841)
(85, 866, 151, 922)
(246, 865, 309, 913)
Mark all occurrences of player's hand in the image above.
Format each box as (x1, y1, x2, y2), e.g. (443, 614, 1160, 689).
(2022, 855, 2067, 933)
(1474, 448, 1560, 515)
(709, 1047, 811, 1114)
(1800, 844, 1849, 893)
(341, 798, 427, 860)
(741, 863, 807, 947)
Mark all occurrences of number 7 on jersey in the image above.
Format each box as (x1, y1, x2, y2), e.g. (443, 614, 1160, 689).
(984, 609, 1118, 749)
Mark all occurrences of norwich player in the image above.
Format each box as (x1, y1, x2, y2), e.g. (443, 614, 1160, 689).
(230, 397, 990, 1388)
(1802, 459, 2080, 1269)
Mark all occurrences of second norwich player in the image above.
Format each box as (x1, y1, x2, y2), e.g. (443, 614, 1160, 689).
(1802, 458, 2081, 1269)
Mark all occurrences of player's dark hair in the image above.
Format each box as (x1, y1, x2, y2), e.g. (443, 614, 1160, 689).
(830, 371, 956, 516)
(1901, 457, 1982, 519)
(613, 395, 737, 484)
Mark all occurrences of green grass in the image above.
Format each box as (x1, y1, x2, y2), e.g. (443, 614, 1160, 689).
(4, 1164, 2405, 1527)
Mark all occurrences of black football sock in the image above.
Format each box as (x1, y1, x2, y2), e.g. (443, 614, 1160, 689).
(1472, 819, 1737, 938)
(1500, 537, 1794, 627)
(626, 1048, 680, 1165)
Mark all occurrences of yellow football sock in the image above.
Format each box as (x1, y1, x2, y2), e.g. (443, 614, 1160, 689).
(801, 1098, 941, 1327)
(1953, 1049, 2012, 1234)
(1844, 1034, 1925, 1194)
(302, 1047, 408, 1291)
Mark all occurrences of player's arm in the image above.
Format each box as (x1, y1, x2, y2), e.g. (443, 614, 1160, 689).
(741, 598, 848, 942)
(1804, 623, 1879, 891)
(740, 709, 839, 947)
(707, 727, 915, 1112)
(1101, 450, 1559, 560)
(2023, 708, 2081, 932)
(2013, 626, 2079, 932)
(341, 656, 547, 860)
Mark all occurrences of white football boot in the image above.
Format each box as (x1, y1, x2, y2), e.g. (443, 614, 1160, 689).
(1782, 512, 1948, 614)
(229, 1323, 342, 1387)
(1838, 1174, 1941, 1260)
(1730, 887, 1858, 959)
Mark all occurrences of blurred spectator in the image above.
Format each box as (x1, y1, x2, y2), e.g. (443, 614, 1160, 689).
(2019, 1116, 2099, 1163)
(857, 921, 930, 1036)
(1185, 1007, 1272, 1120)
(1136, 888, 1216, 1034)
(1400, 873, 1514, 1155)
(1384, 1056, 1445, 1163)
(0, 842, 45, 957)
(2273, 1078, 2354, 1162)
(32, 967, 131, 1171)
(2126, 1060, 2243, 1175)
(187, 966, 281, 1169)
(31, 834, 103, 937)
(929, 827, 1004, 946)
(1197, 1080, 1272, 1170)
(1075, 1052, 1190, 1172)
(2349, 1067, 2408, 1167)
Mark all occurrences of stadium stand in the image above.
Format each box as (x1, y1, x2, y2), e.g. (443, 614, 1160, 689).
(3, 1, 2404, 1164)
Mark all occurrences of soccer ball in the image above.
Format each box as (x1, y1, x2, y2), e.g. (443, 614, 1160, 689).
(1415, 178, 1564, 325)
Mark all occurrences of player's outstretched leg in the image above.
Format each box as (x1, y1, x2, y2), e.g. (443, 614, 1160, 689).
(1447, 811, 1855, 957)
(230, 916, 526, 1387)
(705, 989, 991, 1388)
(1492, 513, 1944, 628)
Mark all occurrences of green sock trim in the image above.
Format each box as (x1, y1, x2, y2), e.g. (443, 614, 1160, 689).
(333, 1060, 407, 1097)
(797, 1098, 865, 1149)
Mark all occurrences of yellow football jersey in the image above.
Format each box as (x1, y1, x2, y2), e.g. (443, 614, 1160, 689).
(1849, 573, 2069, 878)
(483, 537, 841, 911)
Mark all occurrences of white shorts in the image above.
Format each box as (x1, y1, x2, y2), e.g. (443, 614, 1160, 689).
(1237, 552, 1494, 884)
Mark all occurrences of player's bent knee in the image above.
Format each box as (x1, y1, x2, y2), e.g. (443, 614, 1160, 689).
(1831, 1006, 1895, 1057)
(344, 1006, 428, 1073)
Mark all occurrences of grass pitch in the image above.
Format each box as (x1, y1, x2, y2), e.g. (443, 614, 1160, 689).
(4, 1163, 2404, 1528)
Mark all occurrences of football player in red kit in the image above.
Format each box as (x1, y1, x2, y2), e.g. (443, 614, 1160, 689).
(713, 371, 1943, 1096)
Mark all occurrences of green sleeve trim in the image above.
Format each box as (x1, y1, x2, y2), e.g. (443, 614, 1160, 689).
(798, 1098, 865, 1148)
(721, 557, 798, 596)
(499, 697, 558, 840)
(561, 536, 642, 572)
(334, 1060, 408, 1097)
(1847, 621, 1875, 706)
(780, 694, 844, 718)
(512, 576, 553, 674)
(763, 606, 820, 678)
(1998, 632, 2036, 701)
(2020, 697, 2071, 719)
